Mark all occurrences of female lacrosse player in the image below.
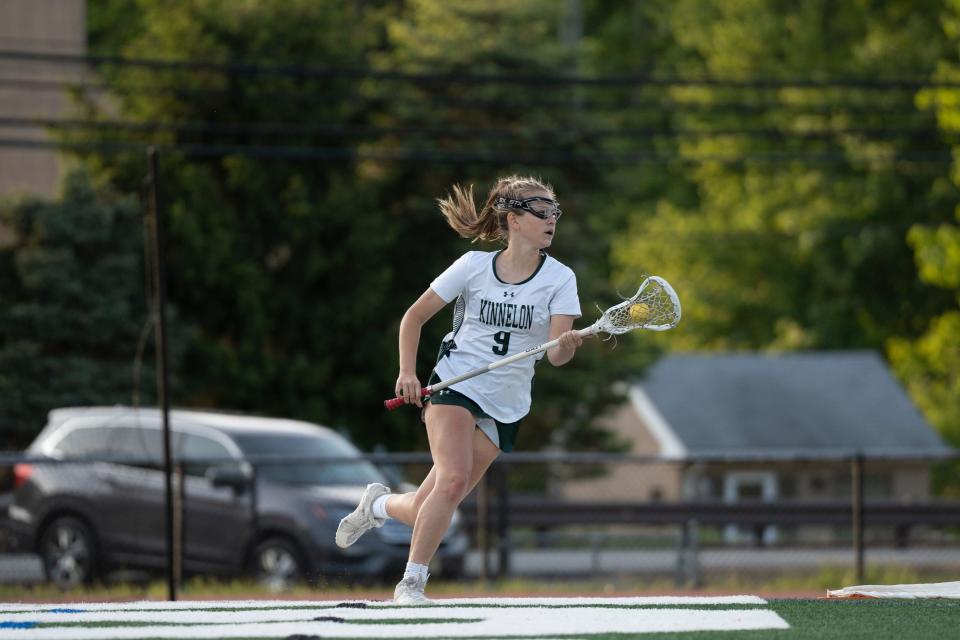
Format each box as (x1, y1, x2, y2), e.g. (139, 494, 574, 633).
(336, 176, 583, 604)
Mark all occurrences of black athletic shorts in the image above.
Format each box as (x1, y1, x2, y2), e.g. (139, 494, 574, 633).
(424, 371, 521, 453)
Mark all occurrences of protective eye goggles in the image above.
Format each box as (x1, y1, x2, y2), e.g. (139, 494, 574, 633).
(495, 196, 563, 221)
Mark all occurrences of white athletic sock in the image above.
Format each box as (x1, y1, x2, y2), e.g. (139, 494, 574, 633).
(371, 494, 392, 520)
(403, 561, 429, 582)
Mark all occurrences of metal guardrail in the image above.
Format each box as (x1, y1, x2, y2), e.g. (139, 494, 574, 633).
(453, 456, 960, 584)
(461, 498, 960, 528)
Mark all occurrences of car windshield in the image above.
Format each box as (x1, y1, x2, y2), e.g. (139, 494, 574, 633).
(231, 432, 388, 486)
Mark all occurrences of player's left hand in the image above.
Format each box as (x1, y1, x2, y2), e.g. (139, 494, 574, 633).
(557, 330, 583, 351)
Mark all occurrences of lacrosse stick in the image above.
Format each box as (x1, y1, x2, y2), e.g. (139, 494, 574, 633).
(384, 276, 681, 410)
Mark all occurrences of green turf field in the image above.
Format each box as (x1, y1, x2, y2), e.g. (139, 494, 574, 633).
(0, 596, 957, 639)
(765, 599, 958, 640)
(630, 599, 960, 639)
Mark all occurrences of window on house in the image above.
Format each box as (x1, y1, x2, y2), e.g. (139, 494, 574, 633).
(810, 475, 828, 495)
(779, 474, 797, 499)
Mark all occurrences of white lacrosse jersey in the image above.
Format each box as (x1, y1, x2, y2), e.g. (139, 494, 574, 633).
(429, 250, 581, 423)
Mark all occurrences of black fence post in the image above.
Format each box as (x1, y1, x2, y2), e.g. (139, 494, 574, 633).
(476, 474, 489, 582)
(676, 519, 700, 588)
(851, 452, 865, 583)
(173, 464, 184, 590)
(249, 464, 259, 546)
(495, 460, 511, 579)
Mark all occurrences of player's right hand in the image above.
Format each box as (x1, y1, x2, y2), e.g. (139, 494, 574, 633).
(395, 371, 422, 408)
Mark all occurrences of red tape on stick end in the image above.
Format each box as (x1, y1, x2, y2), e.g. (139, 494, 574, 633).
(383, 388, 431, 411)
(384, 397, 405, 410)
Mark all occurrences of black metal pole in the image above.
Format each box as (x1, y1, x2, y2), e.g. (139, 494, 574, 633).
(496, 461, 510, 578)
(476, 474, 489, 582)
(851, 453, 865, 583)
(148, 146, 177, 602)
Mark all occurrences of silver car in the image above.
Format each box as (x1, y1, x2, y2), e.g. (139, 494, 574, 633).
(5, 406, 467, 589)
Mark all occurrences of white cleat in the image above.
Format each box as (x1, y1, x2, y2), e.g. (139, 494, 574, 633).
(335, 482, 390, 548)
(393, 574, 432, 605)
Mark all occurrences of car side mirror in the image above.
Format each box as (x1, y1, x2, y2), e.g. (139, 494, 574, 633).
(206, 464, 251, 494)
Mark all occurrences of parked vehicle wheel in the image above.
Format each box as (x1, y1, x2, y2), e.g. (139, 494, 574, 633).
(39, 516, 97, 588)
(249, 537, 305, 591)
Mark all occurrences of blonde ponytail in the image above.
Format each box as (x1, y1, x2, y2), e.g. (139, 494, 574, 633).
(438, 184, 491, 241)
(438, 176, 555, 243)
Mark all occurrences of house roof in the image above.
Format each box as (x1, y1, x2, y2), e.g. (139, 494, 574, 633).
(635, 351, 952, 457)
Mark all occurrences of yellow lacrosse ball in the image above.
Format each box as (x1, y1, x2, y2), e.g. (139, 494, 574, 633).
(629, 303, 650, 322)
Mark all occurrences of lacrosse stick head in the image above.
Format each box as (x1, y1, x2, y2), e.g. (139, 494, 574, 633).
(592, 276, 682, 335)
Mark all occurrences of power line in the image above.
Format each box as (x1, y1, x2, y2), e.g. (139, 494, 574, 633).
(0, 115, 945, 142)
(0, 49, 952, 90)
(0, 78, 936, 119)
(0, 136, 950, 166)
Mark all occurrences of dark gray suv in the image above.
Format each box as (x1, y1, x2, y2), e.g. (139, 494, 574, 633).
(5, 407, 467, 589)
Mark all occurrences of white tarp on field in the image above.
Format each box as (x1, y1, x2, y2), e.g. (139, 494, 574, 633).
(827, 581, 960, 599)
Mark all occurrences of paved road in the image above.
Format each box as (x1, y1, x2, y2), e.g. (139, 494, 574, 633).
(0, 553, 42, 584)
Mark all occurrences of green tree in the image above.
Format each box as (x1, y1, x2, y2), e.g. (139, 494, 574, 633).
(67, 0, 960, 466)
(889, 222, 960, 493)
(72, 0, 648, 455)
(74, 1, 408, 448)
(0, 170, 165, 447)
(888, 1, 960, 491)
(597, 1, 960, 498)
(609, 1, 955, 354)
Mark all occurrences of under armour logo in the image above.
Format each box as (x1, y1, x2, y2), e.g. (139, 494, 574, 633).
(503, 291, 515, 298)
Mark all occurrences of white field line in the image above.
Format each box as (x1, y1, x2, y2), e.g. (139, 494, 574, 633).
(0, 606, 789, 639)
(1, 607, 483, 623)
(0, 599, 773, 624)
(371, 595, 770, 606)
(0, 595, 767, 611)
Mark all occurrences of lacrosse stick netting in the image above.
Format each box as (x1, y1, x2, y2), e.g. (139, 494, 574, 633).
(591, 275, 682, 335)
